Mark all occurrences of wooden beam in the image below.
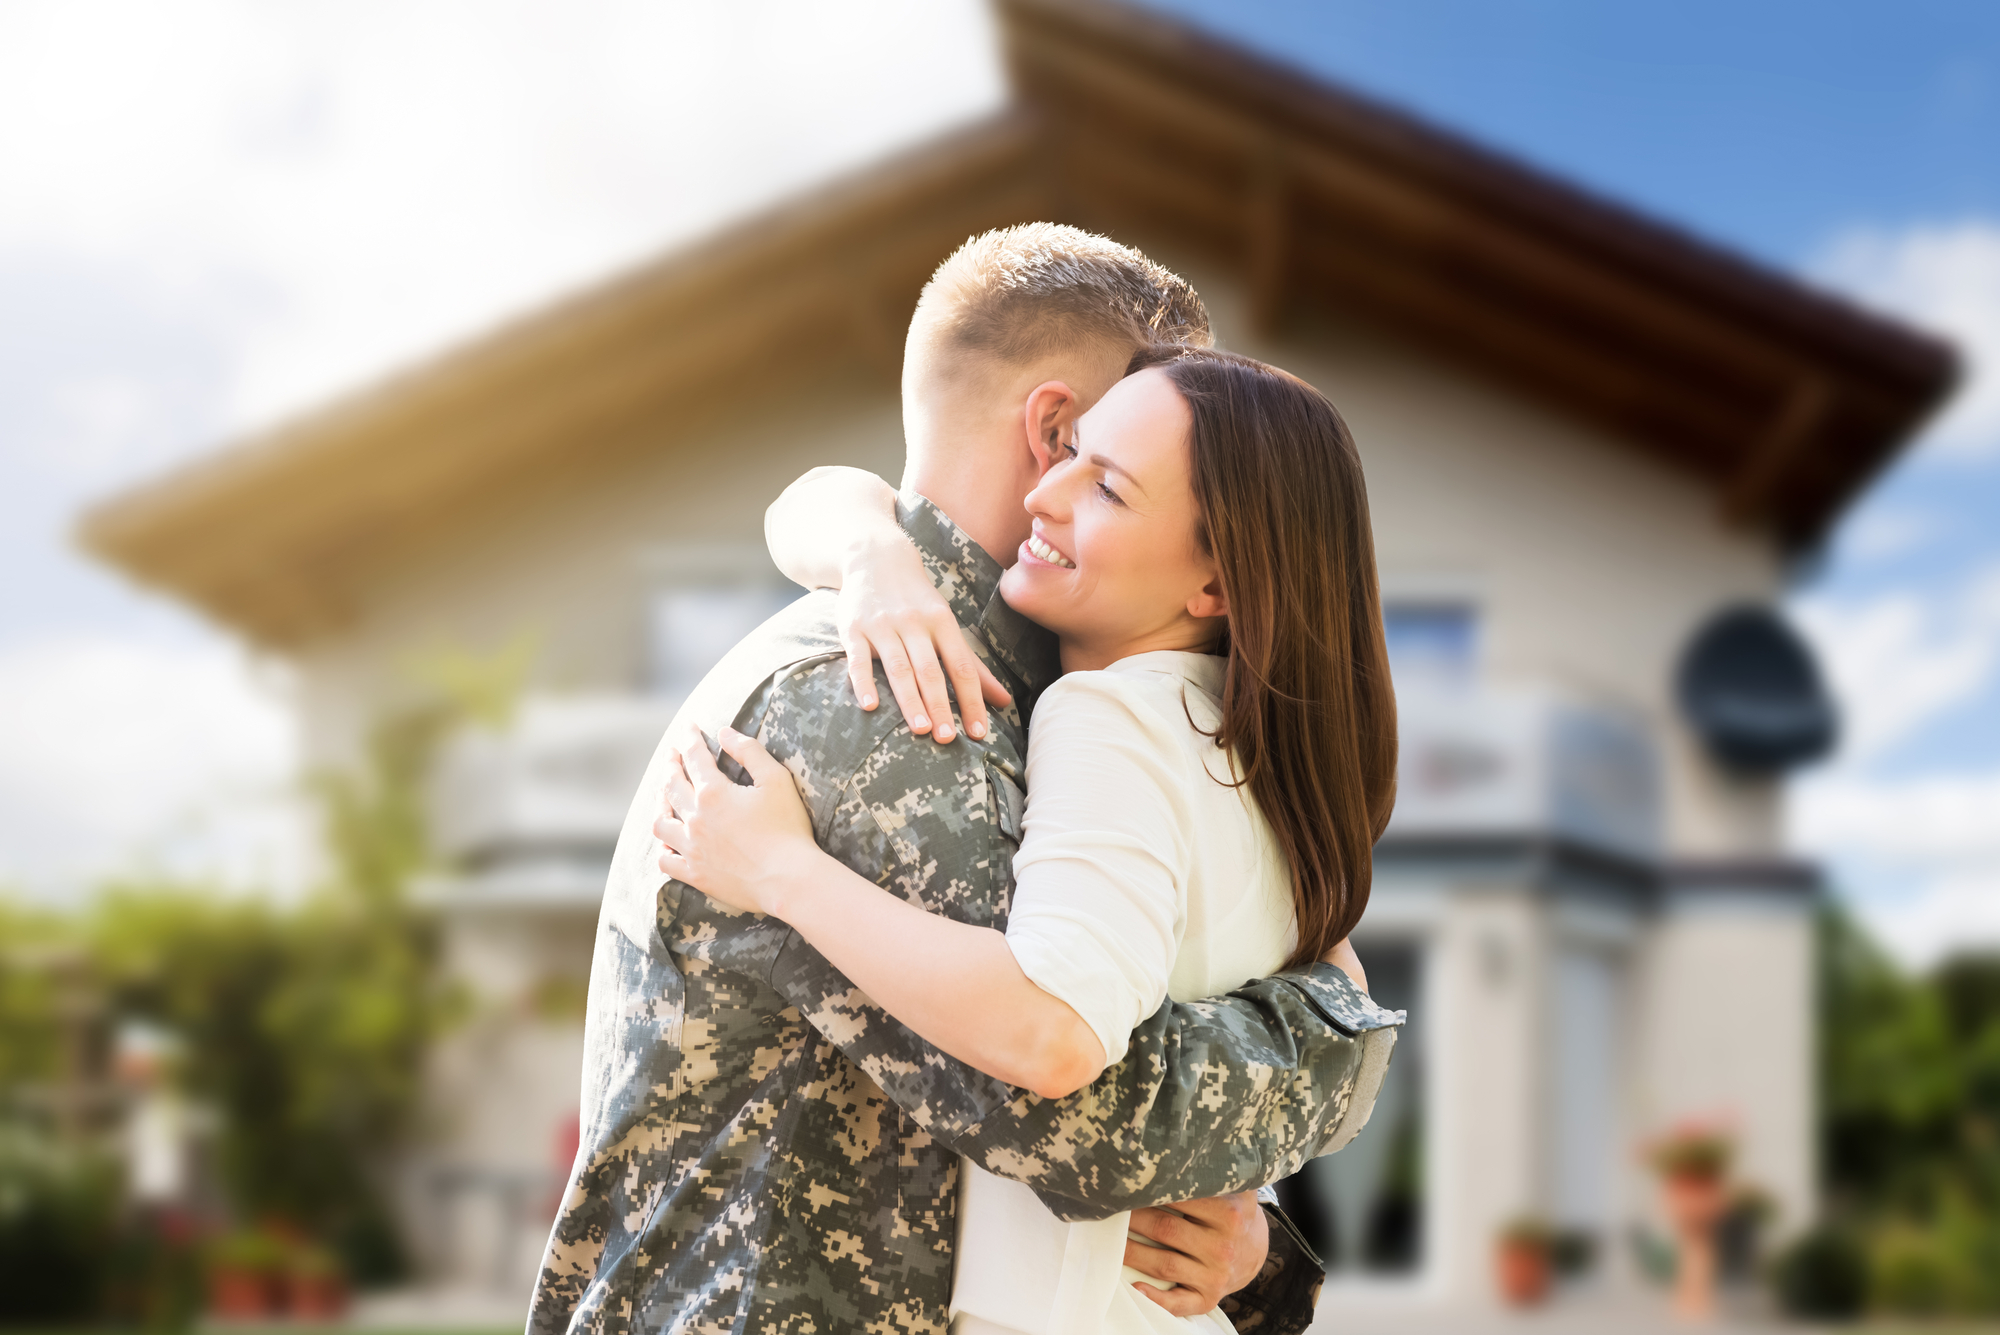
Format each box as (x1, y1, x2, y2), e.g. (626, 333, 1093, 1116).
(1245, 137, 1290, 335)
(1723, 377, 1833, 523)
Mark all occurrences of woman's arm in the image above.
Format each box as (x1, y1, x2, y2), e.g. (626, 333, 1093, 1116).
(764, 465, 904, 592)
(764, 467, 1010, 744)
(655, 725, 1106, 1100)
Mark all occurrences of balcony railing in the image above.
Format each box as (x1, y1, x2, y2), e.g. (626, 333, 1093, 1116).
(1384, 686, 1660, 864)
(424, 683, 1663, 911)
(429, 694, 680, 866)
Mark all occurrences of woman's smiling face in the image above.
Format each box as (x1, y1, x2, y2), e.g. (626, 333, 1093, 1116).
(998, 367, 1227, 671)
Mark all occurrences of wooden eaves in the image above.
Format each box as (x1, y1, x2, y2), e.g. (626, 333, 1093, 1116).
(81, 0, 1958, 649)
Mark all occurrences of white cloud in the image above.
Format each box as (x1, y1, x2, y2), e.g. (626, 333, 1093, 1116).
(1788, 562, 2000, 967)
(1854, 867, 2000, 969)
(1814, 219, 2000, 459)
(1791, 765, 2000, 968)
(1839, 506, 1945, 562)
(0, 634, 306, 897)
(0, 0, 1004, 447)
(1793, 769, 2000, 867)
(1791, 562, 2000, 765)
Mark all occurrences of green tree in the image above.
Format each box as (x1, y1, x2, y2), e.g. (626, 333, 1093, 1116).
(82, 701, 470, 1283)
(1812, 905, 2000, 1314)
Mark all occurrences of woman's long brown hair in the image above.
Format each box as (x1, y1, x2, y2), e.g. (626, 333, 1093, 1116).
(1131, 344, 1398, 969)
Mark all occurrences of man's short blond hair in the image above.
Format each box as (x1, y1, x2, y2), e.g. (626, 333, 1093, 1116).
(910, 223, 1211, 374)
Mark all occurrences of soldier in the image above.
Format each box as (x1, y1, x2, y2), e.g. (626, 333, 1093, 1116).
(527, 224, 1402, 1335)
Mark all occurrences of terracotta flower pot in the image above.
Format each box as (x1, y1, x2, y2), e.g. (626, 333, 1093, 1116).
(1662, 1172, 1726, 1321)
(1495, 1237, 1552, 1307)
(287, 1270, 350, 1321)
(1663, 1172, 1726, 1228)
(208, 1264, 274, 1320)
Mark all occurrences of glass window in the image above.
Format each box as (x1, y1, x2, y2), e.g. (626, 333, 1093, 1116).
(1273, 939, 1425, 1276)
(647, 584, 794, 700)
(1383, 603, 1478, 688)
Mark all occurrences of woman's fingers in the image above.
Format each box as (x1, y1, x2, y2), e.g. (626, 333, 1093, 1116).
(973, 654, 1013, 709)
(657, 846, 695, 883)
(659, 748, 696, 821)
(655, 812, 689, 849)
(655, 814, 691, 876)
(901, 625, 957, 742)
(840, 624, 880, 711)
(872, 635, 932, 737)
(678, 729, 727, 787)
(716, 726, 787, 786)
(929, 611, 1007, 741)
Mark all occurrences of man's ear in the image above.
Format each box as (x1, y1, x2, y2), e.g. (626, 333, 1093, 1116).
(1186, 571, 1229, 623)
(1021, 380, 1080, 477)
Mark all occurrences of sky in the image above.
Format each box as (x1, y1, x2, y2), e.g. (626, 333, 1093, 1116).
(1, 1, 1996, 964)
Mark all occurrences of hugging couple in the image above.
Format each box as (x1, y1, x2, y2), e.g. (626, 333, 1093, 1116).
(528, 224, 1404, 1335)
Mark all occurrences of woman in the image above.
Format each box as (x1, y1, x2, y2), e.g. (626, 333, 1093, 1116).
(653, 346, 1397, 1333)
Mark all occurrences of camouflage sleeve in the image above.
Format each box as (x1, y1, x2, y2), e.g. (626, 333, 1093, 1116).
(767, 738, 1403, 1223)
(1220, 1203, 1325, 1335)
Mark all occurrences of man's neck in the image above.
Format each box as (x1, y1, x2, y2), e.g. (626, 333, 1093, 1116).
(900, 417, 1032, 570)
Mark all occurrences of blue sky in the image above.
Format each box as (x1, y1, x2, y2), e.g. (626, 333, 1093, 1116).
(1, 1, 1995, 960)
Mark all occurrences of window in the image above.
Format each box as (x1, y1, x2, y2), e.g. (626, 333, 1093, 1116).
(1383, 603, 1478, 689)
(647, 583, 795, 701)
(1273, 939, 1426, 1276)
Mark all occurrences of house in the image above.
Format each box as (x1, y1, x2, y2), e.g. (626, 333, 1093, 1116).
(81, 0, 1954, 1317)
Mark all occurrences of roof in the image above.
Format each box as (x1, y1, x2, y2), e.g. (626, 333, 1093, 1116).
(82, 0, 1958, 648)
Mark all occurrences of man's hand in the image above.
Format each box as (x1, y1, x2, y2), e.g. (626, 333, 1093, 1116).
(1122, 1190, 1268, 1316)
(1324, 935, 1367, 994)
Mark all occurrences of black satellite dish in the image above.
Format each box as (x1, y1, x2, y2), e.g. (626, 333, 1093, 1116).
(1675, 605, 1837, 773)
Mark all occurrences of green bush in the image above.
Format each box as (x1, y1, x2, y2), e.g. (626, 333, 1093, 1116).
(0, 694, 483, 1307)
(1772, 1225, 1868, 1321)
(1871, 1225, 1955, 1315)
(0, 1130, 120, 1324)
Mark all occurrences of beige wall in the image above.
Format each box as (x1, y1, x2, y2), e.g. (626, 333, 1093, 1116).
(1631, 897, 1818, 1238)
(290, 364, 905, 768)
(1428, 887, 1550, 1305)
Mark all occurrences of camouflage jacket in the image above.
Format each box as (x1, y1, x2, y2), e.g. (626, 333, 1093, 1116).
(528, 493, 1403, 1335)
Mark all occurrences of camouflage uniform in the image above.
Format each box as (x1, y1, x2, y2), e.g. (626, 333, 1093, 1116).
(528, 493, 1402, 1335)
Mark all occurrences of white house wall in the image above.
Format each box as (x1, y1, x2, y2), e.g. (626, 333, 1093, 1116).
(1631, 895, 1818, 1239)
(289, 363, 907, 769)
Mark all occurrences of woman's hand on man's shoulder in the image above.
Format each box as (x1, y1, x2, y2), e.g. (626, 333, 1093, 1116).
(835, 533, 1012, 745)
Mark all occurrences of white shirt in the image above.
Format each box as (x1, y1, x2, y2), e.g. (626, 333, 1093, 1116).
(949, 651, 1298, 1335)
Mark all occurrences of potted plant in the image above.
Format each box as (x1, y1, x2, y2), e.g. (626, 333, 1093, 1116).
(285, 1243, 349, 1321)
(1715, 1184, 1775, 1284)
(1495, 1215, 1555, 1307)
(1642, 1118, 1736, 1320)
(206, 1229, 286, 1320)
